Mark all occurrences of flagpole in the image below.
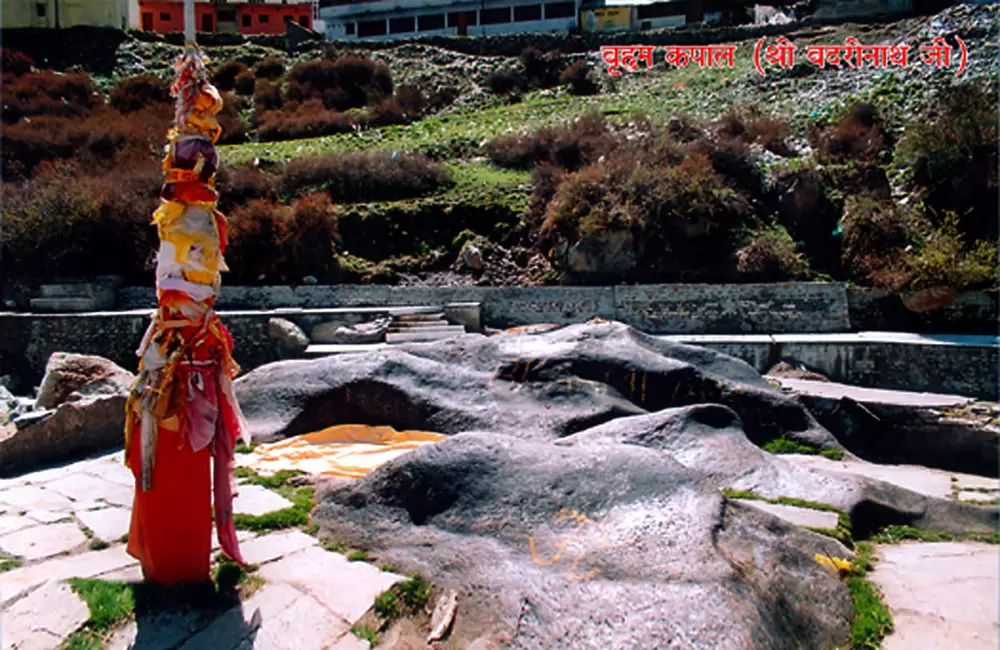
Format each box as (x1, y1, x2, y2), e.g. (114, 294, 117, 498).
(184, 0, 196, 45)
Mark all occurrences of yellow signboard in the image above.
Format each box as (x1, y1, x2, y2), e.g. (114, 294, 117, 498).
(581, 7, 632, 33)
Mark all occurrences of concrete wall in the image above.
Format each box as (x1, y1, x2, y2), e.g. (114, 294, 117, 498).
(117, 282, 852, 333)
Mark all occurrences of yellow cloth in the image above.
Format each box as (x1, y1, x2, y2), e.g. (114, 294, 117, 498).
(241, 425, 446, 479)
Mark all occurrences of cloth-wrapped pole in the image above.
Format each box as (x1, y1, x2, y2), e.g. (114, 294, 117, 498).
(123, 39, 249, 583)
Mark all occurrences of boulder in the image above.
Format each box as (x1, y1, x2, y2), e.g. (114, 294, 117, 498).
(235, 321, 840, 452)
(458, 242, 484, 272)
(0, 353, 134, 477)
(767, 361, 830, 382)
(36, 352, 135, 410)
(267, 318, 309, 356)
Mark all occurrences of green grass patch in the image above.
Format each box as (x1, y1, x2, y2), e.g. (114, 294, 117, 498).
(301, 523, 320, 535)
(398, 575, 431, 611)
(88, 539, 109, 551)
(213, 560, 265, 597)
(724, 489, 855, 548)
(232, 468, 315, 533)
(63, 629, 104, 650)
(0, 554, 23, 573)
(68, 578, 136, 631)
(374, 590, 403, 619)
(869, 525, 1000, 545)
(846, 575, 894, 649)
(347, 550, 369, 562)
(762, 436, 843, 460)
(351, 623, 380, 646)
(323, 540, 347, 553)
(235, 443, 257, 454)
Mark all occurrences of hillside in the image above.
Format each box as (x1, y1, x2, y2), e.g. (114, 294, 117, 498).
(1, 3, 997, 292)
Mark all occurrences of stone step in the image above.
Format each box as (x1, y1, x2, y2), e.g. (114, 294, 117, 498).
(304, 343, 388, 356)
(385, 327, 467, 344)
(29, 297, 114, 313)
(393, 312, 446, 322)
(388, 321, 452, 332)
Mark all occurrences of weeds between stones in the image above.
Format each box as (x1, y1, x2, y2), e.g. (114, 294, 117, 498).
(230, 467, 316, 533)
(351, 623, 380, 645)
(761, 436, 844, 460)
(0, 554, 23, 573)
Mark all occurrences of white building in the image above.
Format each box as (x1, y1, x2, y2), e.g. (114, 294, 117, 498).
(320, 0, 579, 41)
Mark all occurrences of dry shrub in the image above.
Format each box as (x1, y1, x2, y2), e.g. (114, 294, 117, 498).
(233, 70, 256, 96)
(253, 78, 284, 112)
(717, 106, 793, 156)
(559, 60, 598, 96)
(216, 92, 250, 145)
(364, 85, 423, 128)
(211, 60, 249, 92)
(736, 227, 810, 281)
(486, 69, 524, 96)
(224, 193, 339, 284)
(3, 48, 35, 76)
(217, 164, 278, 211)
(1, 159, 161, 280)
(839, 196, 920, 289)
(286, 56, 393, 111)
(280, 151, 451, 202)
(2, 71, 101, 123)
(486, 112, 617, 171)
(254, 56, 286, 80)
(256, 99, 354, 142)
(520, 47, 564, 90)
(815, 102, 891, 163)
(109, 73, 171, 113)
(1, 104, 170, 178)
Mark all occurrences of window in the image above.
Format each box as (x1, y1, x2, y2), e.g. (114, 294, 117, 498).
(259, 14, 270, 23)
(242, 14, 251, 26)
(514, 5, 542, 21)
(299, 15, 309, 26)
(389, 16, 415, 34)
(479, 7, 510, 24)
(447, 11, 477, 27)
(36, 3, 46, 17)
(345, 22, 355, 34)
(358, 19, 387, 37)
(636, 2, 686, 19)
(418, 14, 445, 31)
(544, 2, 574, 19)
(218, 10, 236, 21)
(160, 12, 170, 21)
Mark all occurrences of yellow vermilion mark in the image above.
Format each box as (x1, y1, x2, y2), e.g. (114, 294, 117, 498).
(521, 359, 534, 382)
(641, 372, 647, 404)
(815, 554, 852, 578)
(630, 371, 636, 398)
(530, 509, 636, 583)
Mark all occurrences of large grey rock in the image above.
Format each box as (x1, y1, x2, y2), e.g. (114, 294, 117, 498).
(314, 432, 855, 650)
(268, 318, 310, 356)
(35, 352, 134, 410)
(235, 321, 840, 451)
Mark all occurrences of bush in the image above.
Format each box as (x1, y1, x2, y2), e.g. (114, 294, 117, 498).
(486, 69, 524, 96)
(839, 196, 920, 289)
(225, 193, 339, 284)
(216, 93, 250, 145)
(363, 85, 423, 128)
(280, 151, 452, 202)
(736, 227, 810, 281)
(520, 47, 564, 90)
(253, 78, 284, 112)
(2, 71, 102, 124)
(815, 102, 891, 163)
(256, 100, 354, 142)
(253, 56, 286, 80)
(560, 60, 598, 96)
(907, 212, 998, 291)
(895, 83, 998, 240)
(217, 164, 278, 211)
(485, 112, 617, 171)
(1, 159, 161, 280)
(109, 74, 171, 113)
(287, 56, 392, 111)
(2, 48, 35, 76)
(211, 60, 249, 92)
(717, 106, 794, 157)
(233, 70, 256, 96)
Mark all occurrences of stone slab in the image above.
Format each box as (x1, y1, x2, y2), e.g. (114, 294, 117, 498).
(765, 377, 975, 409)
(0, 486, 74, 512)
(871, 542, 999, 650)
(82, 458, 135, 488)
(304, 344, 389, 357)
(44, 472, 133, 509)
(24, 510, 72, 525)
(959, 490, 998, 503)
(0, 545, 137, 606)
(76, 507, 131, 543)
(258, 546, 404, 624)
(211, 529, 256, 554)
(736, 500, 840, 530)
(0, 515, 37, 537)
(232, 485, 294, 517)
(238, 530, 318, 566)
(95, 564, 143, 583)
(106, 609, 223, 650)
(0, 522, 86, 561)
(328, 634, 371, 650)
(1, 580, 90, 650)
(780, 455, 960, 500)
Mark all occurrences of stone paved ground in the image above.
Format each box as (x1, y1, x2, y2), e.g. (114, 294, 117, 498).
(0, 450, 401, 650)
